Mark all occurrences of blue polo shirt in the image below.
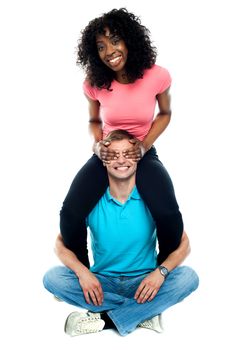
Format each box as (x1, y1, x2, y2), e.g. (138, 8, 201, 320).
(87, 186, 158, 276)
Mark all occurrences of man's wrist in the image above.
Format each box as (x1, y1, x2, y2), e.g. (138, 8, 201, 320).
(74, 265, 89, 278)
(158, 265, 169, 279)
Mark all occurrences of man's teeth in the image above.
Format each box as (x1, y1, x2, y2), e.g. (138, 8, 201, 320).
(115, 166, 129, 170)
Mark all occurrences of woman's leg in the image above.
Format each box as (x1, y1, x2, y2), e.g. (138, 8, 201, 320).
(136, 147, 184, 264)
(60, 155, 108, 267)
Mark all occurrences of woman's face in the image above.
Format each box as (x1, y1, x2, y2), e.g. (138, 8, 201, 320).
(96, 28, 128, 78)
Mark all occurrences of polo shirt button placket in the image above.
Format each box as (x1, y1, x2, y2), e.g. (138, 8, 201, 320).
(120, 205, 127, 220)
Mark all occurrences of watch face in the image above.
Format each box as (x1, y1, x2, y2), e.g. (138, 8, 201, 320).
(160, 266, 168, 277)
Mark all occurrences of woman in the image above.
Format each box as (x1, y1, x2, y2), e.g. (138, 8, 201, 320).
(60, 8, 183, 267)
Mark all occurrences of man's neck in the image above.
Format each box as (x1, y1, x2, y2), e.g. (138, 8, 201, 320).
(108, 176, 136, 203)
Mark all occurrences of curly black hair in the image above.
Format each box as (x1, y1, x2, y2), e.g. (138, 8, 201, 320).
(77, 8, 157, 90)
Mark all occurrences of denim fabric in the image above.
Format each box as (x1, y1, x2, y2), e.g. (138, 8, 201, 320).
(43, 266, 199, 336)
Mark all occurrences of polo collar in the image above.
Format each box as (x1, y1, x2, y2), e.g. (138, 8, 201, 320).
(105, 185, 141, 203)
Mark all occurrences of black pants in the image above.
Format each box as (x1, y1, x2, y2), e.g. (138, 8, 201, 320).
(60, 147, 183, 267)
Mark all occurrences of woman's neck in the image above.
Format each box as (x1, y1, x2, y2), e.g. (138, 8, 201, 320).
(115, 71, 129, 84)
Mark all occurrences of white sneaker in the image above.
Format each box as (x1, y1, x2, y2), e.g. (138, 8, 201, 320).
(64, 311, 105, 336)
(139, 314, 164, 333)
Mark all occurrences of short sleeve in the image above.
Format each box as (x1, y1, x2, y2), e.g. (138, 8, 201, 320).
(158, 67, 172, 94)
(83, 80, 98, 100)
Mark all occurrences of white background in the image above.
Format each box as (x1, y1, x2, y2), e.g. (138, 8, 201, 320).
(0, 0, 234, 349)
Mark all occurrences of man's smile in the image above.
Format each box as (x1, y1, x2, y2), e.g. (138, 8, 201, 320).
(114, 165, 130, 171)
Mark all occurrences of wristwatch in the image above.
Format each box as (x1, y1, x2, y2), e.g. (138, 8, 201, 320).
(159, 265, 169, 278)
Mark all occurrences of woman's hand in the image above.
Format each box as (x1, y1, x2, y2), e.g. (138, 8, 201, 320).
(93, 141, 119, 165)
(123, 139, 146, 162)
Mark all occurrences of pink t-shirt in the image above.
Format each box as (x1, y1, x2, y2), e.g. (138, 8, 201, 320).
(83, 64, 171, 141)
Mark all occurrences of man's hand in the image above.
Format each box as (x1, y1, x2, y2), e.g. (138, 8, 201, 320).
(93, 141, 119, 164)
(134, 269, 164, 303)
(123, 139, 146, 162)
(78, 269, 104, 306)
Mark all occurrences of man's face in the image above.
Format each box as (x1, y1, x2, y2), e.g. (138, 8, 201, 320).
(105, 139, 137, 181)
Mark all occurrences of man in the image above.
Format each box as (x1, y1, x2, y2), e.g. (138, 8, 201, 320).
(43, 130, 199, 337)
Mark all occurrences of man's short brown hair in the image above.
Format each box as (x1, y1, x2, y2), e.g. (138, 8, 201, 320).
(104, 129, 136, 143)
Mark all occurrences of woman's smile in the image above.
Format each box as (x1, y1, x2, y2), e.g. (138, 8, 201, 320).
(96, 28, 128, 77)
(107, 55, 123, 67)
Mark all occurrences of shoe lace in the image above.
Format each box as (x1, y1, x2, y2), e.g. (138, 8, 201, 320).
(75, 315, 101, 332)
(140, 320, 152, 328)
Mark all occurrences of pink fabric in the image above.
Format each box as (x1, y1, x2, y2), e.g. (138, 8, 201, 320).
(83, 64, 171, 141)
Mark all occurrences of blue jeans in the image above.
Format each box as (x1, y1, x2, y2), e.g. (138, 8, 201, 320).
(43, 266, 199, 336)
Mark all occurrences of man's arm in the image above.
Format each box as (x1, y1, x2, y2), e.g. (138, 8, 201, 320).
(55, 234, 103, 306)
(134, 231, 190, 304)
